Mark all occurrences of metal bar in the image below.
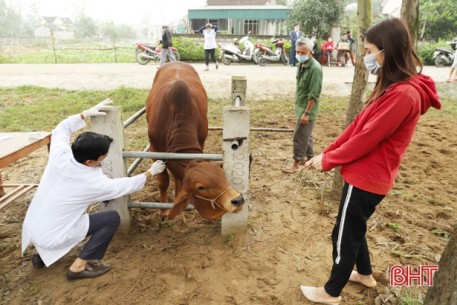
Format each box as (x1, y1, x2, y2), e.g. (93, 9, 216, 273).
(123, 151, 223, 161)
(128, 202, 194, 210)
(127, 144, 151, 176)
(209, 126, 294, 132)
(123, 107, 146, 129)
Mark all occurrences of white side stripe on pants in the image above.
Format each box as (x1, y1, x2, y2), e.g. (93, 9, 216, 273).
(335, 184, 353, 265)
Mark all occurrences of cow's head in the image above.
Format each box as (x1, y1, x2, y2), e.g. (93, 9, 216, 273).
(167, 160, 244, 220)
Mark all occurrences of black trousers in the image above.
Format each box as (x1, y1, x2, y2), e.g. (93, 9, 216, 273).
(79, 210, 120, 260)
(324, 183, 385, 297)
(205, 49, 216, 65)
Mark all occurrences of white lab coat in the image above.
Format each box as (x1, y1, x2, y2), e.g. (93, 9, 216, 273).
(21, 114, 146, 266)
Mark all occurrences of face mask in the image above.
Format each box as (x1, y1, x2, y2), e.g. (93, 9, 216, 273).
(364, 50, 383, 75)
(296, 54, 309, 63)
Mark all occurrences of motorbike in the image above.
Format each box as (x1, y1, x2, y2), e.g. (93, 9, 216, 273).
(219, 32, 258, 65)
(256, 38, 289, 66)
(135, 42, 181, 65)
(433, 39, 456, 67)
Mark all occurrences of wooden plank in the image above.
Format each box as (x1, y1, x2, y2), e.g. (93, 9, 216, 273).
(0, 132, 51, 168)
(0, 184, 36, 210)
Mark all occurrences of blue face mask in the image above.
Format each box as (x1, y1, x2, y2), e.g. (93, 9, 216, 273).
(363, 49, 383, 75)
(296, 54, 309, 63)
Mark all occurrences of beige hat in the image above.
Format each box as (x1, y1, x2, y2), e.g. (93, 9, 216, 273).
(205, 23, 212, 28)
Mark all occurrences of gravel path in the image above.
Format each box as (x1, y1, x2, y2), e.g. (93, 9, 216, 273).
(0, 63, 448, 99)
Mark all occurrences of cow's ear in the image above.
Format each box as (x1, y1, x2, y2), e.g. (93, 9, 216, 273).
(167, 189, 191, 220)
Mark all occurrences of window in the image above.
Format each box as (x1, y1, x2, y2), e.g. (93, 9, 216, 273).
(244, 20, 259, 35)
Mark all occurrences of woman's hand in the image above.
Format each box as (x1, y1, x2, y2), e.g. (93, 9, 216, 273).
(305, 153, 324, 171)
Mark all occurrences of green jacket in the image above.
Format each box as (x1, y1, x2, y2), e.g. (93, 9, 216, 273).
(295, 58, 323, 121)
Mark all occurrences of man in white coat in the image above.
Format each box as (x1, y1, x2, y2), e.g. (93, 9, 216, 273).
(22, 99, 166, 280)
(199, 23, 219, 71)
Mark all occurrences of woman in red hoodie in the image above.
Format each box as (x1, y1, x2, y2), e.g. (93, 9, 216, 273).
(300, 18, 441, 305)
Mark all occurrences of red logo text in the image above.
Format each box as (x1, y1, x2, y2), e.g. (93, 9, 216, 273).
(390, 265, 438, 287)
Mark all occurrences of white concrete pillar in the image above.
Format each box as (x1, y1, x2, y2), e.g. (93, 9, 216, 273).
(222, 106, 250, 235)
(91, 106, 131, 233)
(231, 76, 247, 106)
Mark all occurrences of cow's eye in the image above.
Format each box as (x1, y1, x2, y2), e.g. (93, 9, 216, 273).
(197, 186, 206, 191)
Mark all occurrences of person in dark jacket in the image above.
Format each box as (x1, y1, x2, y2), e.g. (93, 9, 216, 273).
(299, 18, 441, 305)
(160, 25, 176, 67)
(289, 24, 303, 67)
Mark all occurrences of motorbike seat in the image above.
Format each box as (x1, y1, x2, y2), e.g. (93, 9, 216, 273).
(435, 47, 452, 53)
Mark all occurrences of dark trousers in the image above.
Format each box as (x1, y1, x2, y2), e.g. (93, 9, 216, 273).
(324, 183, 384, 297)
(293, 119, 315, 161)
(205, 49, 217, 66)
(290, 44, 297, 66)
(79, 210, 120, 260)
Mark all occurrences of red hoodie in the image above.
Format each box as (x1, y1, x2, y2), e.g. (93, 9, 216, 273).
(322, 74, 441, 195)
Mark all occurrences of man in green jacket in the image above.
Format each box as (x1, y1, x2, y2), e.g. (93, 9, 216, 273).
(282, 37, 323, 174)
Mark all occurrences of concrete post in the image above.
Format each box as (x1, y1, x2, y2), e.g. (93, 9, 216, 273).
(91, 106, 131, 233)
(221, 106, 250, 235)
(231, 76, 247, 106)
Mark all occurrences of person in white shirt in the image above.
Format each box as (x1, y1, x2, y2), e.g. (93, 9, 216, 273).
(199, 23, 219, 71)
(21, 99, 166, 280)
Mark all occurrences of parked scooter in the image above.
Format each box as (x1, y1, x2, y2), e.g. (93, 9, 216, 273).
(135, 42, 181, 65)
(219, 32, 258, 65)
(256, 38, 289, 66)
(433, 39, 456, 67)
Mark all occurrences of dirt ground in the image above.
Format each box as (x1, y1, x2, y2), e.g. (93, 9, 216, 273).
(1, 64, 456, 305)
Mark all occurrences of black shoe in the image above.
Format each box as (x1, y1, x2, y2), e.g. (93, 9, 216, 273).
(66, 261, 111, 281)
(32, 254, 45, 268)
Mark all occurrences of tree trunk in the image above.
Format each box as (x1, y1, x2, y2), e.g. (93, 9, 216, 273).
(345, 0, 371, 126)
(423, 224, 457, 305)
(400, 0, 419, 47)
(331, 0, 372, 190)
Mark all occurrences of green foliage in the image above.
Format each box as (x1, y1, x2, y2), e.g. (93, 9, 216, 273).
(75, 14, 97, 39)
(420, 0, 457, 40)
(417, 39, 452, 65)
(287, 0, 344, 37)
(172, 37, 206, 61)
(0, 0, 23, 37)
(171, 37, 221, 62)
(100, 22, 137, 43)
(1, 47, 136, 64)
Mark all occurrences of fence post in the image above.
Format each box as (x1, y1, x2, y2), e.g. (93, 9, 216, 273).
(221, 76, 250, 235)
(231, 75, 247, 106)
(90, 107, 131, 233)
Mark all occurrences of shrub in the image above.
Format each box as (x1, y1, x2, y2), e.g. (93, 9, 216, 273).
(417, 39, 451, 66)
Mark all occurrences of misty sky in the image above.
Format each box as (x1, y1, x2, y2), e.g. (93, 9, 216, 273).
(13, 0, 208, 25)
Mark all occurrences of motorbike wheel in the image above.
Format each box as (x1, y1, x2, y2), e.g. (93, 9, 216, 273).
(434, 54, 449, 67)
(220, 51, 232, 65)
(172, 50, 181, 61)
(281, 53, 289, 65)
(135, 50, 151, 65)
(258, 54, 268, 67)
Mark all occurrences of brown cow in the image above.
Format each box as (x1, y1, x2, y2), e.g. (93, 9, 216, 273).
(145, 62, 244, 220)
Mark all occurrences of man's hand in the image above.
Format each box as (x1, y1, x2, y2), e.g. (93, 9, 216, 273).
(82, 99, 114, 119)
(300, 112, 310, 125)
(147, 160, 166, 176)
(305, 154, 324, 171)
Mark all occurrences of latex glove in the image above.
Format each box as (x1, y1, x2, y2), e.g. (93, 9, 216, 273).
(148, 160, 166, 176)
(82, 99, 114, 118)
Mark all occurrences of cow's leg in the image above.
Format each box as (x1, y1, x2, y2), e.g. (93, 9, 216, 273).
(156, 170, 170, 220)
